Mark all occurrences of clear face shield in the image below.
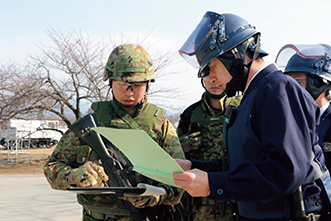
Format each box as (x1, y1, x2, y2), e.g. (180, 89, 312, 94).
(275, 44, 331, 82)
(179, 12, 225, 69)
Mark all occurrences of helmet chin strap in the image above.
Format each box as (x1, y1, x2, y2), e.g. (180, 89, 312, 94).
(111, 90, 145, 110)
(225, 58, 251, 97)
(225, 35, 261, 97)
(306, 75, 329, 100)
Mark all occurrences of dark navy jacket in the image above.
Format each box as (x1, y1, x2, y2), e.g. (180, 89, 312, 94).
(192, 64, 330, 219)
(319, 104, 331, 171)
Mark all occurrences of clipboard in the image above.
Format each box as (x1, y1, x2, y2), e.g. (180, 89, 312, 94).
(68, 183, 166, 196)
(92, 127, 184, 187)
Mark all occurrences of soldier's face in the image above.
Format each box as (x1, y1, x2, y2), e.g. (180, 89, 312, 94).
(202, 58, 232, 95)
(112, 80, 147, 106)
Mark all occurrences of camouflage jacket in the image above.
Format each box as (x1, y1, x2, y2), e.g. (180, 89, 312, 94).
(177, 93, 241, 221)
(43, 99, 185, 215)
(177, 92, 241, 161)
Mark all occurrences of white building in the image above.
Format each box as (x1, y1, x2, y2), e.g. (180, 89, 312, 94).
(0, 119, 67, 142)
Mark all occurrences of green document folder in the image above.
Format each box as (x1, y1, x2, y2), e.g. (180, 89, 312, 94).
(92, 127, 183, 188)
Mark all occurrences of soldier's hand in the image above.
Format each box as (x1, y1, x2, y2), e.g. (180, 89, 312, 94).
(68, 161, 109, 187)
(179, 131, 202, 151)
(119, 195, 162, 208)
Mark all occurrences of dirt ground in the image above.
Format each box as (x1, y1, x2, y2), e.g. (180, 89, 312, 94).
(0, 145, 55, 175)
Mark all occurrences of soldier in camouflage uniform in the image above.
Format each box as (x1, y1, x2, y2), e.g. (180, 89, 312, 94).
(43, 43, 185, 221)
(176, 65, 241, 221)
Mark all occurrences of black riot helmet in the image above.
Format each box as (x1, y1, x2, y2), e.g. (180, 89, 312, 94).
(275, 44, 331, 100)
(179, 12, 268, 97)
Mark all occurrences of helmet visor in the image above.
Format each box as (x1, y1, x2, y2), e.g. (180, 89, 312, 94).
(275, 44, 331, 69)
(179, 13, 215, 68)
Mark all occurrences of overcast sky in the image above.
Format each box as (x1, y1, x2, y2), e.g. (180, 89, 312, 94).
(2, 0, 331, 109)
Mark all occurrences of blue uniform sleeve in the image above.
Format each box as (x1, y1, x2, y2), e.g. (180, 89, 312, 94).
(208, 74, 319, 201)
(191, 159, 222, 172)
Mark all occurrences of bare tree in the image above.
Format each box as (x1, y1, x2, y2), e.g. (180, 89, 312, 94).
(0, 28, 183, 127)
(0, 63, 47, 126)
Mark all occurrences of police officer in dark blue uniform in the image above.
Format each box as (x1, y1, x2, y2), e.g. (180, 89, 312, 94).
(276, 44, 331, 172)
(173, 12, 331, 220)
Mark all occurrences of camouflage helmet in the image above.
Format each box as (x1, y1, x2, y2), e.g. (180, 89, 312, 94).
(103, 43, 155, 82)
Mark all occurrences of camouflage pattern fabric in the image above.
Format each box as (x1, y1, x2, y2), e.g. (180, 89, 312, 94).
(178, 131, 203, 152)
(103, 43, 155, 82)
(177, 92, 242, 221)
(43, 98, 185, 221)
(67, 161, 108, 187)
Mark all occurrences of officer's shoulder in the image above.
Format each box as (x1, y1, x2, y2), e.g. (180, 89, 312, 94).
(323, 106, 331, 120)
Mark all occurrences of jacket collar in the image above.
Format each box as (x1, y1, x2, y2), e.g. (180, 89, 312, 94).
(242, 64, 279, 100)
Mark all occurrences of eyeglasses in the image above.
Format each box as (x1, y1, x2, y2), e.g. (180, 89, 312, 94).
(112, 81, 147, 92)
